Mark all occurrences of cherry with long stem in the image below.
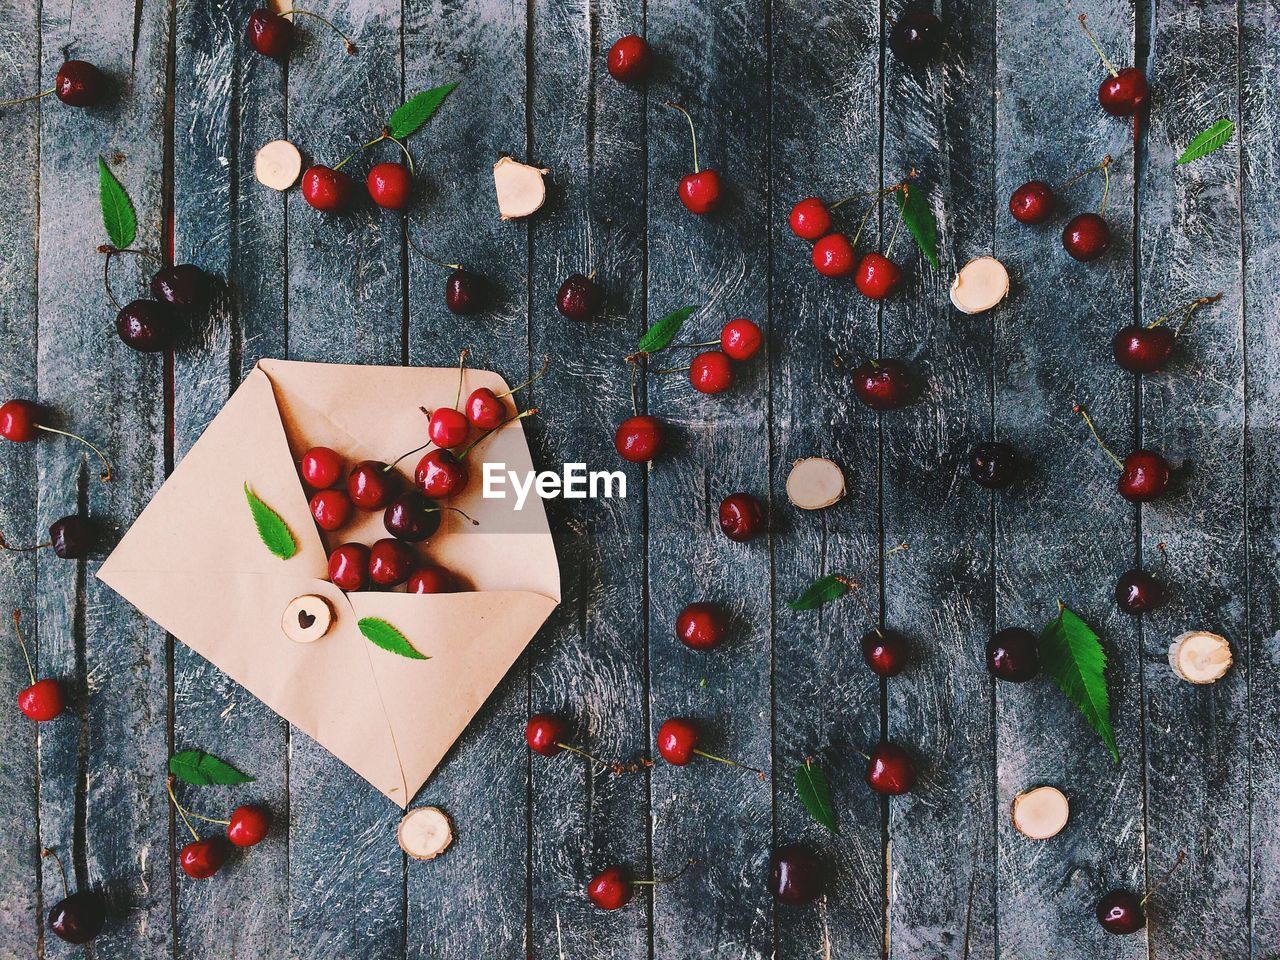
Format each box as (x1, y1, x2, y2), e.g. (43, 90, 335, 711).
(665, 102, 703, 174)
(387, 349, 471, 469)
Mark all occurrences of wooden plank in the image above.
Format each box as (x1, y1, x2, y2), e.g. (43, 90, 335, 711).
(523, 3, 649, 959)
(644, 1, 773, 955)
(991, 1, 1146, 956)
(767, 0, 885, 956)
(1139, 2, 1247, 954)
(399, 0, 531, 955)
(0, 1, 43, 954)
(170, 0, 290, 956)
(34, 1, 172, 957)
(1241, 4, 1280, 952)
(881, 2, 996, 956)
(283, 2, 407, 955)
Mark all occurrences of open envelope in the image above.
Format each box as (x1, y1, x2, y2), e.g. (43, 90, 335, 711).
(98, 359, 560, 806)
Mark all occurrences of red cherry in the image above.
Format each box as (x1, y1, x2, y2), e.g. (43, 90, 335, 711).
(0, 399, 39, 442)
(1099, 68, 1148, 117)
(301, 165, 354, 213)
(607, 34, 652, 84)
(614, 415, 663, 463)
(860, 628, 907, 677)
(347, 460, 401, 510)
(465, 387, 507, 430)
(854, 253, 903, 300)
(1119, 450, 1170, 502)
(656, 717, 700, 765)
(1097, 889, 1145, 934)
(227, 805, 270, 847)
(328, 542, 370, 592)
(676, 602, 728, 650)
(1063, 212, 1110, 261)
(1009, 180, 1055, 224)
(587, 865, 634, 910)
(309, 488, 353, 531)
(300, 446, 344, 488)
(865, 741, 916, 795)
(54, 61, 105, 107)
(1112, 324, 1175, 373)
(525, 713, 568, 757)
(689, 350, 733, 394)
(812, 233, 855, 278)
(427, 407, 469, 449)
(852, 358, 913, 411)
(718, 492, 765, 542)
(369, 538, 417, 588)
(366, 162, 412, 210)
(720, 318, 762, 361)
(179, 838, 227, 879)
(246, 9, 293, 58)
(678, 170, 722, 215)
(18, 678, 65, 722)
(407, 566, 455, 594)
(789, 197, 832, 241)
(414, 449, 469, 499)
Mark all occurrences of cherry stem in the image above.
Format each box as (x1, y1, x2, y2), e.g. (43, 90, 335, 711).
(454, 348, 470, 409)
(631, 858, 698, 886)
(458, 407, 538, 460)
(428, 504, 479, 526)
(12, 609, 35, 686)
(385, 441, 431, 471)
(1099, 156, 1112, 216)
(1058, 154, 1113, 194)
(42, 848, 69, 899)
(1167, 292, 1223, 334)
(336, 132, 415, 176)
(556, 742, 610, 770)
(664, 102, 701, 174)
(0, 532, 51, 552)
(1073, 403, 1123, 470)
(0, 87, 55, 109)
(830, 185, 897, 210)
(35, 424, 113, 482)
(648, 364, 691, 376)
(851, 199, 877, 251)
(102, 249, 123, 311)
(885, 190, 907, 257)
(1139, 850, 1186, 908)
(497, 356, 551, 399)
(629, 362, 640, 417)
(1078, 13, 1119, 78)
(407, 240, 461, 272)
(693, 748, 765, 778)
(166, 776, 202, 842)
(278, 9, 358, 54)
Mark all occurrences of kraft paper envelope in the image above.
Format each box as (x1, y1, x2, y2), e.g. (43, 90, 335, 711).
(98, 359, 560, 806)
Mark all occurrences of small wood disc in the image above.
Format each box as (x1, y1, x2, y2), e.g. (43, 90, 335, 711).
(398, 806, 454, 860)
(1011, 785, 1069, 840)
(281, 595, 333, 644)
(255, 139, 303, 191)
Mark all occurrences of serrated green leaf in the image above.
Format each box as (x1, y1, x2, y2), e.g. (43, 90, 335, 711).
(893, 183, 939, 270)
(786, 574, 852, 611)
(359, 617, 429, 660)
(795, 759, 838, 833)
(97, 157, 137, 249)
(244, 484, 297, 559)
(637, 304, 699, 354)
(387, 82, 459, 140)
(169, 749, 255, 786)
(1039, 604, 1118, 762)
(1176, 117, 1234, 166)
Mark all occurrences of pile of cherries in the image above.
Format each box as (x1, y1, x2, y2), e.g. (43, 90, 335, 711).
(107, 249, 214, 353)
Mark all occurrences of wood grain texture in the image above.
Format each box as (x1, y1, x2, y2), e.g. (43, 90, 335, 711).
(1241, 3, 1280, 954)
(35, 1, 173, 958)
(643, 0, 773, 954)
(768, 0, 885, 956)
(524, 0, 650, 958)
(401, 0, 531, 953)
(283, 2, 407, 955)
(0, 2, 42, 956)
(1139, 2, 1247, 955)
(991, 2, 1145, 956)
(171, 0, 290, 956)
(882, 2, 996, 957)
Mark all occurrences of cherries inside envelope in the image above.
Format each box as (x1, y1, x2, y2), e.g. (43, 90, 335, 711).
(98, 359, 561, 807)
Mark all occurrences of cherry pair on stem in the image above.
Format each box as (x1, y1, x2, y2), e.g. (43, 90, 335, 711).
(791, 178, 914, 299)
(167, 777, 269, 880)
(1010, 155, 1115, 262)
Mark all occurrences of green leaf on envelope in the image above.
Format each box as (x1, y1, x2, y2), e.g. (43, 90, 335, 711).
(244, 483, 298, 559)
(359, 617, 429, 660)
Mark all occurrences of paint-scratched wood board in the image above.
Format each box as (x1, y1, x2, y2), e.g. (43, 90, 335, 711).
(0, 0, 1272, 957)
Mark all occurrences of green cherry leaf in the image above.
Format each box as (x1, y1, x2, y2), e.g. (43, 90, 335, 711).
(637, 304, 699, 354)
(1039, 603, 1118, 762)
(387, 82, 459, 140)
(359, 617, 429, 660)
(169, 749, 255, 786)
(1176, 117, 1234, 166)
(893, 182, 939, 270)
(97, 156, 137, 249)
(786, 574, 853, 611)
(244, 484, 298, 560)
(795, 759, 838, 833)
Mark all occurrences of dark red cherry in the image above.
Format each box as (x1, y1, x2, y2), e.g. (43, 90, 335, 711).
(1118, 450, 1170, 502)
(1115, 568, 1165, 614)
(718, 493, 765, 542)
(465, 387, 507, 430)
(588, 865, 634, 910)
(656, 716, 700, 765)
(986, 627, 1039, 682)
(1063, 212, 1110, 261)
(1096, 889, 1145, 934)
(720, 317, 762, 361)
(150, 264, 210, 308)
(607, 34, 653, 84)
(368, 537, 417, 587)
(614, 414, 663, 463)
(116, 299, 177, 352)
(227, 804, 270, 847)
(427, 407, 469, 449)
(1099, 68, 1149, 118)
(407, 566, 455, 594)
(525, 713, 567, 757)
(366, 162, 413, 210)
(347, 460, 401, 510)
(689, 350, 733, 394)
(301, 165, 354, 213)
(383, 490, 443, 542)
(18, 677, 65, 722)
(414, 449, 469, 499)
(812, 233, 855, 277)
(768, 843, 825, 906)
(889, 11, 943, 64)
(556, 274, 603, 321)
(969, 441, 1019, 489)
(865, 741, 916, 795)
(48, 515, 90, 560)
(309, 489, 352, 531)
(677, 602, 728, 650)
(445, 269, 487, 315)
(860, 628, 907, 677)
(47, 890, 106, 944)
(1112, 324, 1175, 373)
(327, 542, 370, 592)
(853, 358, 913, 411)
(1009, 180, 1055, 224)
(179, 837, 227, 879)
(301, 446, 344, 488)
(54, 61, 106, 107)
(246, 9, 294, 58)
(854, 253, 903, 300)
(789, 198, 832, 241)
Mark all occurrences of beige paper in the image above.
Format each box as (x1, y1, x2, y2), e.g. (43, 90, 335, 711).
(98, 359, 560, 806)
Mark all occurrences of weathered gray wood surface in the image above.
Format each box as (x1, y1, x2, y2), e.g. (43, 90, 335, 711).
(0, 0, 1274, 957)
